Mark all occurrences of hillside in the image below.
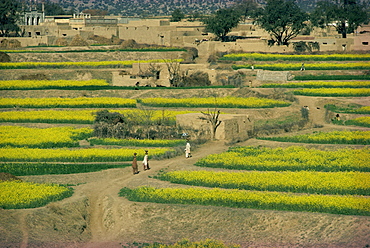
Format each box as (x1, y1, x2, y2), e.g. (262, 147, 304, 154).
(47, 0, 338, 16)
(0, 48, 369, 247)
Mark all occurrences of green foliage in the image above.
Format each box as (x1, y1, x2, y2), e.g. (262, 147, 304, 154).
(293, 41, 320, 53)
(301, 106, 309, 120)
(325, 104, 370, 114)
(41, 0, 66, 15)
(311, 0, 369, 38)
(94, 110, 126, 124)
(155, 170, 370, 195)
(0, 0, 21, 37)
(120, 186, 370, 216)
(170, 9, 185, 22)
(232, 0, 259, 21)
(293, 74, 370, 80)
(258, 130, 370, 145)
(89, 138, 185, 147)
(202, 8, 242, 41)
(261, 81, 370, 88)
(255, 0, 309, 45)
(0, 51, 10, 62)
(0, 162, 131, 176)
(195, 146, 369, 172)
(181, 71, 211, 87)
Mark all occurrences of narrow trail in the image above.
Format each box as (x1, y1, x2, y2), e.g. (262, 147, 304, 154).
(19, 211, 29, 248)
(73, 140, 229, 247)
(295, 95, 327, 125)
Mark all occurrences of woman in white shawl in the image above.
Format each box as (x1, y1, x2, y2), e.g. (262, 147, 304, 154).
(142, 150, 150, 170)
(185, 142, 191, 158)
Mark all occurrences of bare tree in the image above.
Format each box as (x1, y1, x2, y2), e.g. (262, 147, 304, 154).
(162, 58, 182, 87)
(199, 96, 222, 140)
(138, 63, 162, 79)
(200, 108, 222, 140)
(135, 107, 155, 139)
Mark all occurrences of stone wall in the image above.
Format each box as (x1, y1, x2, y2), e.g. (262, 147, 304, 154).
(176, 113, 253, 141)
(256, 70, 293, 81)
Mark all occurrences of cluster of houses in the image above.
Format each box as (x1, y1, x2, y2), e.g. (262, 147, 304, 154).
(1, 2, 368, 52)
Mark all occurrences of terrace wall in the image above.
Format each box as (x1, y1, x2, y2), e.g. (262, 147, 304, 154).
(176, 113, 253, 141)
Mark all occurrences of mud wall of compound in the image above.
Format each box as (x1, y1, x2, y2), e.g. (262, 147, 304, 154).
(7, 51, 184, 63)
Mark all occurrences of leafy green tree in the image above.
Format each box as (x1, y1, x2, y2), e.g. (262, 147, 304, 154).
(232, 0, 259, 22)
(170, 9, 185, 22)
(0, 0, 21, 37)
(311, 0, 369, 38)
(187, 12, 202, 22)
(254, 0, 309, 46)
(202, 8, 242, 42)
(41, 0, 66, 15)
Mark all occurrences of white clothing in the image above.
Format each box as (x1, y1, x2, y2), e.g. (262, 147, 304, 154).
(185, 142, 191, 158)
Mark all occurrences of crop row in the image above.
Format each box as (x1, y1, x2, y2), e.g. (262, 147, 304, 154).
(292, 88, 370, 97)
(0, 79, 109, 90)
(0, 97, 137, 108)
(0, 147, 174, 162)
(0, 180, 73, 209)
(89, 138, 185, 147)
(220, 53, 370, 61)
(138, 97, 290, 108)
(120, 186, 370, 216)
(293, 74, 370, 81)
(154, 170, 369, 195)
(257, 130, 370, 145)
(325, 104, 370, 114)
(345, 117, 370, 128)
(0, 59, 182, 69)
(0, 162, 131, 176)
(0, 97, 290, 109)
(194, 146, 369, 172)
(0, 125, 185, 149)
(0, 109, 197, 124)
(0, 126, 92, 148)
(261, 81, 370, 88)
(232, 62, 370, 71)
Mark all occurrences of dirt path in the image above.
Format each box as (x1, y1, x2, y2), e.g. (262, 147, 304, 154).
(33, 140, 229, 247)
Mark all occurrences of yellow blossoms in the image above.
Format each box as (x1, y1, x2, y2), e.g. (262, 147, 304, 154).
(0, 79, 109, 89)
(0, 126, 92, 148)
(0, 180, 73, 209)
(0, 97, 136, 108)
(140, 97, 290, 108)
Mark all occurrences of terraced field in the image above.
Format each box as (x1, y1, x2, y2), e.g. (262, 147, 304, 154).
(0, 47, 369, 248)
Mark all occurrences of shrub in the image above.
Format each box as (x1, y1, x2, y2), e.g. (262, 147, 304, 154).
(0, 51, 10, 62)
(182, 71, 211, 87)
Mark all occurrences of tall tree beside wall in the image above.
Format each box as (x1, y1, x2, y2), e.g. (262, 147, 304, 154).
(0, 0, 21, 37)
(311, 0, 369, 38)
(41, 0, 66, 15)
(202, 7, 242, 42)
(254, 0, 309, 46)
(232, 0, 259, 22)
(170, 9, 185, 22)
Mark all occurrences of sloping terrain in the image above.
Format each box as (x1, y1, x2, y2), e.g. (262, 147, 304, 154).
(0, 50, 369, 248)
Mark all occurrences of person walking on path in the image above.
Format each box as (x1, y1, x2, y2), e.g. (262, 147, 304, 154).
(185, 141, 191, 158)
(132, 153, 139, 175)
(142, 150, 150, 171)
